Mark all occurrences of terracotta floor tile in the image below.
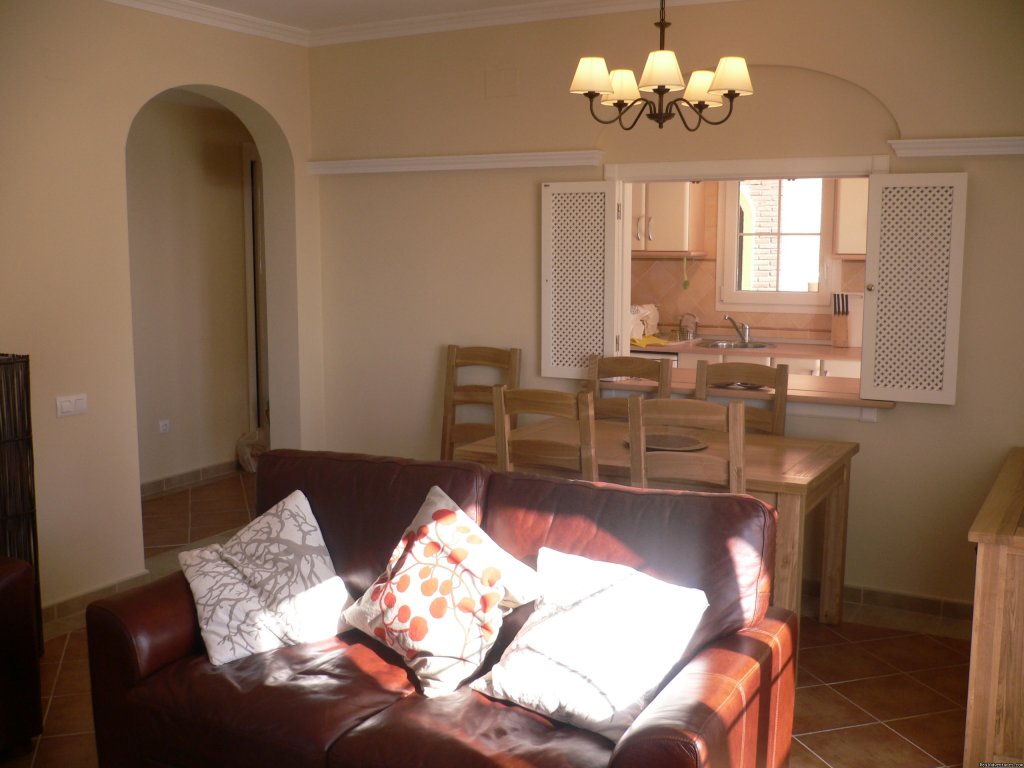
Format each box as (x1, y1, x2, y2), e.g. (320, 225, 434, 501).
(141, 526, 189, 547)
(44, 693, 94, 736)
(39, 662, 61, 697)
(796, 664, 823, 688)
(41, 635, 67, 662)
(798, 619, 845, 648)
(32, 733, 98, 768)
(859, 634, 969, 672)
(798, 722, 940, 768)
(141, 491, 189, 516)
(51, 660, 91, 697)
(886, 709, 966, 766)
(832, 673, 960, 721)
(794, 684, 874, 735)
(63, 630, 89, 661)
(909, 664, 969, 706)
(797, 641, 899, 684)
(830, 621, 909, 643)
(789, 738, 830, 767)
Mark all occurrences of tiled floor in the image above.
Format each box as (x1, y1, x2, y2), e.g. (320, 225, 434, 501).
(793, 617, 971, 767)
(141, 472, 257, 559)
(1, 631, 97, 768)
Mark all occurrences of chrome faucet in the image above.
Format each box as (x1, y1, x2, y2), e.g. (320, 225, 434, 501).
(724, 315, 750, 343)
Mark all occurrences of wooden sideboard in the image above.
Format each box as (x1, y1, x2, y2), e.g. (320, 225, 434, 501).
(964, 447, 1024, 766)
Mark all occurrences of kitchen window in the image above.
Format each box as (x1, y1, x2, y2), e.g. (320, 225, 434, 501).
(718, 177, 837, 314)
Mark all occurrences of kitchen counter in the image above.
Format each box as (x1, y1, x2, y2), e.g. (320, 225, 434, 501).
(631, 338, 863, 362)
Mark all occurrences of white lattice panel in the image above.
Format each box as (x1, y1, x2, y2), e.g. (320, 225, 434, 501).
(541, 182, 617, 378)
(862, 174, 967, 405)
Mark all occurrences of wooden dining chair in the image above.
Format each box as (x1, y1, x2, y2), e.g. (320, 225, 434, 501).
(493, 386, 598, 481)
(440, 345, 522, 460)
(694, 360, 789, 435)
(627, 396, 745, 493)
(583, 354, 673, 420)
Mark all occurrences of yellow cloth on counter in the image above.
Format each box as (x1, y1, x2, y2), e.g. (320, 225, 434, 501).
(630, 335, 669, 347)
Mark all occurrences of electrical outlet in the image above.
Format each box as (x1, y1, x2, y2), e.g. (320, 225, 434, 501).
(159, 419, 170, 434)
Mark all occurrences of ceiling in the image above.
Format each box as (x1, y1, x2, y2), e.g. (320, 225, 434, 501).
(108, 0, 725, 45)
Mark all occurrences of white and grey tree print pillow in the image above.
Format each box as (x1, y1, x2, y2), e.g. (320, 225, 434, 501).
(179, 489, 351, 666)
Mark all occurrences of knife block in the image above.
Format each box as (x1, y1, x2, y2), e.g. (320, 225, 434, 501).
(831, 294, 863, 348)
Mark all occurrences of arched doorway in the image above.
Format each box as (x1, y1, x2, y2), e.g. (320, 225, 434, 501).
(125, 85, 297, 561)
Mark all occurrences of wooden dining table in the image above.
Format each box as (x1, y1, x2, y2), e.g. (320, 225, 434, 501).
(455, 417, 859, 625)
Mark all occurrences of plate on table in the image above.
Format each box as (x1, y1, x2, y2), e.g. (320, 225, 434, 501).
(624, 434, 707, 452)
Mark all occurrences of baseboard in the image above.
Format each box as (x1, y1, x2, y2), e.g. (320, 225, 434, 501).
(141, 460, 240, 498)
(803, 579, 973, 622)
(41, 568, 153, 623)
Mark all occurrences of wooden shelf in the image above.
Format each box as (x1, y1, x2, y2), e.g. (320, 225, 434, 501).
(631, 250, 711, 261)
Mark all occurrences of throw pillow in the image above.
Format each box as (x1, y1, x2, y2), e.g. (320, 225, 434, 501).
(470, 547, 709, 741)
(179, 489, 351, 666)
(343, 486, 538, 697)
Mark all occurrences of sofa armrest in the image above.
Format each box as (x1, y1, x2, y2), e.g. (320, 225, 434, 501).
(86, 572, 203, 767)
(610, 607, 796, 768)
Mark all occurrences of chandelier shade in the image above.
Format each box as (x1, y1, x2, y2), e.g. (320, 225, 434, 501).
(569, 0, 752, 131)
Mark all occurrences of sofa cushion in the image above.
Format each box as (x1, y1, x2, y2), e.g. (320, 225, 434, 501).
(471, 548, 708, 741)
(179, 490, 351, 665)
(256, 452, 491, 598)
(480, 473, 775, 660)
(126, 632, 417, 768)
(343, 486, 538, 697)
(327, 687, 613, 768)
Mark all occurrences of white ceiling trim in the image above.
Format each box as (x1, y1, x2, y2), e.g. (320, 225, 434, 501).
(105, 0, 312, 45)
(106, 0, 733, 46)
(889, 137, 1024, 158)
(308, 150, 604, 175)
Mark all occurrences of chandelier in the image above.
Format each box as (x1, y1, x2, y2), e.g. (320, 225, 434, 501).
(569, 0, 753, 131)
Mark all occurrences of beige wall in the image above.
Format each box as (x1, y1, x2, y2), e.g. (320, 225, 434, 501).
(1, 0, 1021, 610)
(313, 0, 1023, 605)
(127, 98, 252, 484)
(0, 0, 321, 606)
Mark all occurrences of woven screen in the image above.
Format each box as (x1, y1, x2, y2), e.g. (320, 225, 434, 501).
(542, 187, 609, 377)
(871, 184, 956, 394)
(1, 354, 42, 644)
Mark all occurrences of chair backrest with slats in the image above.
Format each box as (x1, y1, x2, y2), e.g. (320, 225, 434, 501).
(694, 361, 788, 435)
(583, 354, 673, 420)
(493, 386, 597, 481)
(440, 345, 521, 460)
(627, 396, 745, 493)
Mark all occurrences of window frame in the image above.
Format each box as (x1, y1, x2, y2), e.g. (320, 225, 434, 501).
(717, 177, 837, 314)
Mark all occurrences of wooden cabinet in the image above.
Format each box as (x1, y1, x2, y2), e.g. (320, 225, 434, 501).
(821, 358, 861, 378)
(833, 177, 868, 258)
(632, 182, 691, 252)
(773, 355, 821, 377)
(677, 351, 722, 369)
(965, 448, 1024, 766)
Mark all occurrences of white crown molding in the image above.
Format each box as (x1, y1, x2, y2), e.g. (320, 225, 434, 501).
(308, 150, 604, 175)
(889, 137, 1024, 158)
(105, 0, 312, 45)
(106, 0, 735, 46)
(309, 0, 730, 45)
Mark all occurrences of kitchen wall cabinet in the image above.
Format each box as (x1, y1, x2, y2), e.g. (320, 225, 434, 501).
(834, 177, 869, 258)
(632, 182, 691, 252)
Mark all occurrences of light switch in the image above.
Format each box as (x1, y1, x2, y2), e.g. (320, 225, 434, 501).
(56, 393, 88, 417)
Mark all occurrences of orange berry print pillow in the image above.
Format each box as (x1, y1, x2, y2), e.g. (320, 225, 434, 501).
(343, 486, 538, 697)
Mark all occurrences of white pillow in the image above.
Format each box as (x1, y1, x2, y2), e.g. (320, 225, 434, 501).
(343, 486, 538, 697)
(179, 490, 351, 666)
(471, 547, 708, 741)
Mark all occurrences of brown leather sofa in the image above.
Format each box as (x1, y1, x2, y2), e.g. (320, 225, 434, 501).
(87, 450, 796, 768)
(0, 556, 43, 757)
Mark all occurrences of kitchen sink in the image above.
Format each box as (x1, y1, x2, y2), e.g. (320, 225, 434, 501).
(696, 340, 775, 349)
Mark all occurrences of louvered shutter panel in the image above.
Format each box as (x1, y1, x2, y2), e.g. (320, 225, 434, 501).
(861, 173, 967, 404)
(541, 182, 618, 379)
